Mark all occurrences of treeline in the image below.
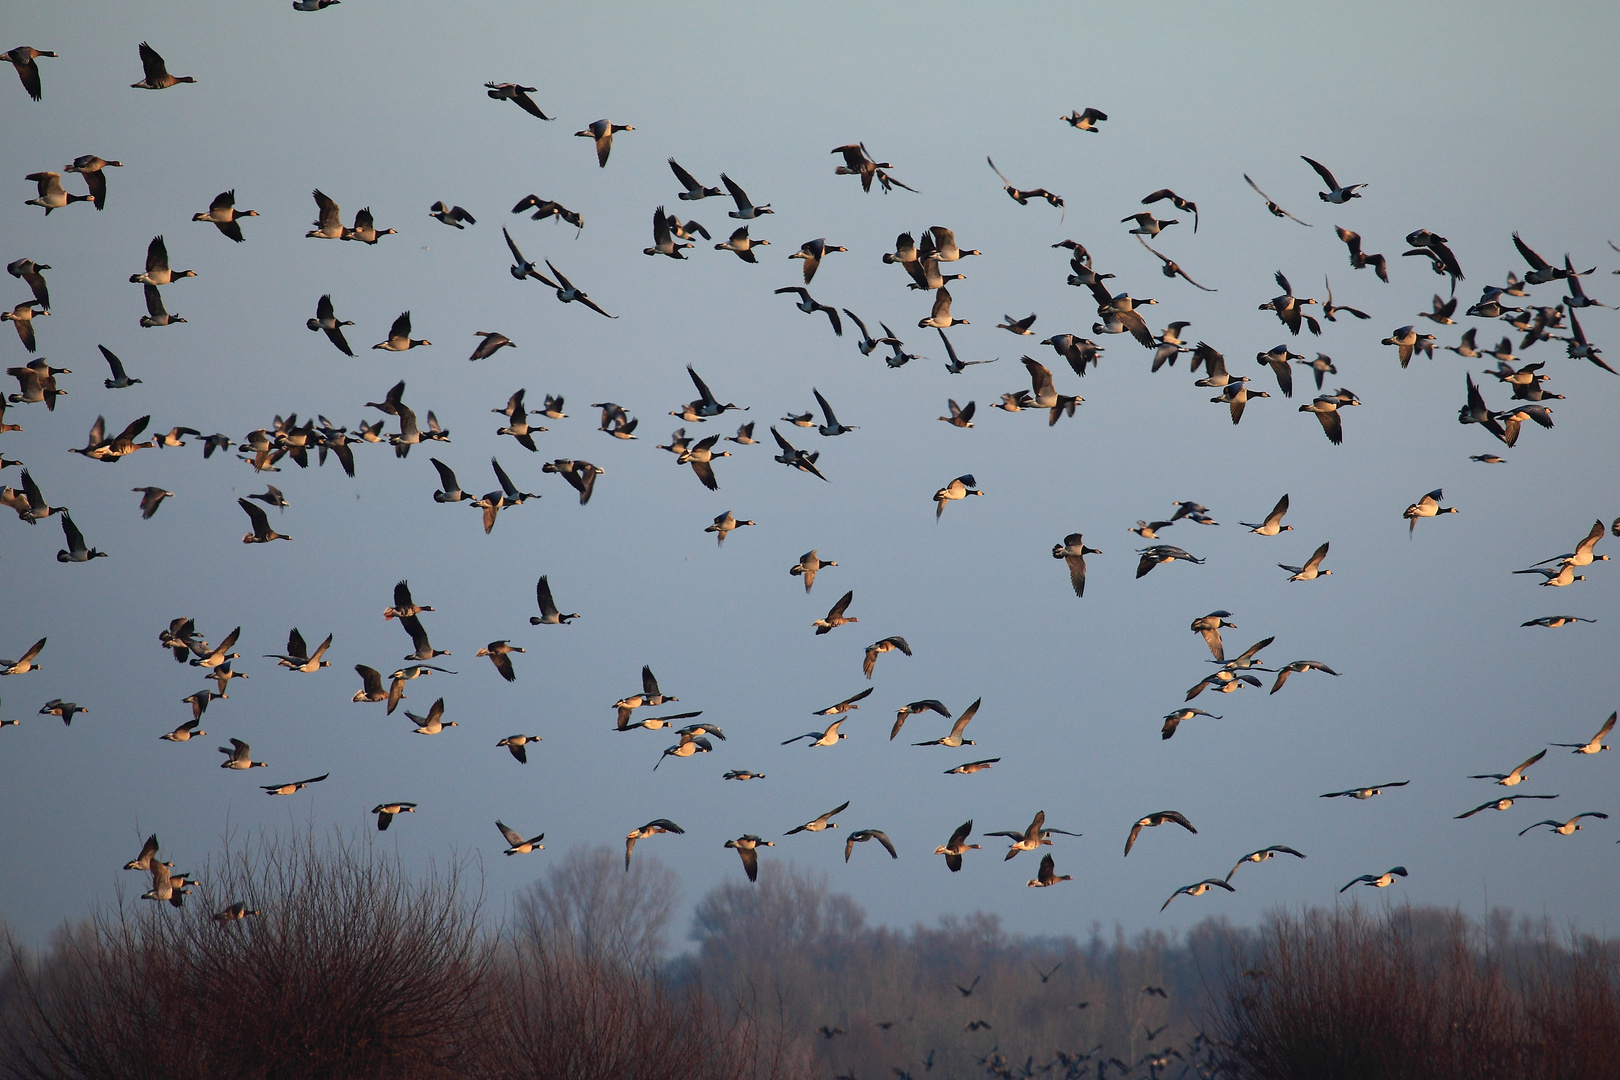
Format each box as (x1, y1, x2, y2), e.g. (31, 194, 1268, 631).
(2, 836, 1616, 1080)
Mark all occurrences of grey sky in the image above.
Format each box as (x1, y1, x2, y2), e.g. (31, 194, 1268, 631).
(2, 1, 1618, 945)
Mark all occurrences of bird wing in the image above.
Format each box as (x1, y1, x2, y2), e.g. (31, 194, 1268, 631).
(238, 497, 270, 536)
(720, 172, 750, 211)
(1512, 232, 1552, 272)
(1301, 156, 1340, 191)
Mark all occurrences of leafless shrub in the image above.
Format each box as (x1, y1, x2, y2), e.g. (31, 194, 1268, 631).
(1, 828, 491, 1080)
(1210, 904, 1620, 1080)
(513, 844, 678, 973)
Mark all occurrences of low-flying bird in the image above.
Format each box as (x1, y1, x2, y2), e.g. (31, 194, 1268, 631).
(1519, 813, 1609, 837)
(813, 590, 858, 634)
(1550, 711, 1616, 754)
(986, 810, 1080, 860)
(912, 698, 982, 748)
(1340, 867, 1407, 893)
(725, 835, 774, 882)
(987, 156, 1064, 218)
(1160, 708, 1220, 740)
(862, 637, 911, 679)
(1244, 174, 1310, 226)
(1455, 795, 1558, 819)
(1301, 156, 1365, 202)
(261, 773, 328, 796)
(485, 81, 551, 119)
(1142, 188, 1198, 232)
(891, 699, 950, 741)
(1027, 853, 1072, 887)
(786, 801, 850, 835)
(1052, 534, 1101, 597)
(1225, 845, 1305, 882)
(1321, 781, 1408, 800)
(497, 820, 544, 855)
(845, 829, 898, 862)
(1470, 749, 1548, 786)
(1161, 879, 1234, 911)
(1123, 811, 1196, 856)
(935, 820, 980, 872)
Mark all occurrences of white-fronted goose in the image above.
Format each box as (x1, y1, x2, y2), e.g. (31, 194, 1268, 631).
(4, 46, 55, 101)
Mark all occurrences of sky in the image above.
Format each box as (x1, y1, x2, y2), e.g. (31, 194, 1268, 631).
(2, 1, 1619, 948)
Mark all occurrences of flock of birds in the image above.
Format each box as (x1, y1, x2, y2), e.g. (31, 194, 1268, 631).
(2, 26, 1618, 1018)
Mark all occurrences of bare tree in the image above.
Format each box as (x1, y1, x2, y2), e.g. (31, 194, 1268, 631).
(514, 845, 678, 973)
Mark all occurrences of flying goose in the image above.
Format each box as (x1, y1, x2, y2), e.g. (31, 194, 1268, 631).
(405, 697, 455, 734)
(351, 665, 403, 712)
(944, 758, 1000, 775)
(624, 819, 682, 868)
(613, 665, 675, 728)
(714, 225, 769, 262)
(1136, 546, 1204, 578)
(1520, 812, 1608, 837)
(1521, 615, 1594, 628)
(302, 294, 355, 355)
(1123, 811, 1196, 856)
(939, 398, 976, 428)
(1243, 174, 1310, 226)
(497, 820, 544, 855)
(469, 331, 515, 362)
(891, 699, 950, 741)
(1160, 709, 1221, 740)
(544, 260, 614, 317)
(1562, 309, 1618, 374)
(644, 205, 691, 259)
(1562, 257, 1609, 309)
(934, 475, 983, 520)
(927, 226, 978, 262)
(1060, 107, 1107, 131)
(510, 194, 583, 230)
(130, 42, 195, 89)
(373, 312, 430, 352)
(1256, 345, 1301, 398)
(845, 829, 897, 863)
(1341, 867, 1410, 893)
(654, 733, 713, 769)
(1020, 356, 1082, 425)
(123, 834, 161, 871)
(862, 637, 911, 679)
(986, 810, 1081, 861)
(1137, 238, 1216, 290)
(1301, 156, 1365, 202)
(791, 239, 848, 284)
(913, 698, 982, 747)
(1122, 212, 1178, 237)
(130, 236, 195, 287)
(1241, 495, 1293, 536)
(771, 427, 827, 480)
(934, 820, 980, 872)
(1403, 489, 1457, 535)
(1419, 293, 1458, 326)
(723, 770, 764, 782)
(4, 46, 55, 101)
(810, 388, 856, 437)
(783, 801, 852, 837)
(494, 391, 544, 451)
(485, 81, 551, 119)
(1160, 879, 1234, 911)
(1512, 232, 1581, 285)
(1469, 749, 1547, 787)
(987, 157, 1064, 218)
(237, 498, 289, 544)
(55, 513, 106, 563)
(542, 459, 603, 504)
(841, 309, 896, 356)
(342, 206, 396, 244)
(475, 640, 524, 682)
(1269, 660, 1339, 694)
(1142, 188, 1197, 231)
(1028, 853, 1073, 888)
(398, 614, 449, 662)
(676, 434, 730, 490)
(1260, 272, 1321, 336)
(782, 718, 848, 748)
(1052, 534, 1101, 597)
(40, 699, 87, 724)
(774, 287, 842, 335)
(529, 575, 579, 625)
(1455, 795, 1557, 819)
(192, 190, 257, 242)
(261, 773, 329, 796)
(1550, 711, 1615, 754)
(1404, 229, 1465, 291)
(721, 173, 771, 218)
(669, 157, 721, 200)
(678, 364, 744, 419)
(306, 189, 344, 238)
(1279, 541, 1331, 581)
(212, 902, 261, 925)
(265, 629, 332, 672)
(501, 228, 557, 287)
(725, 835, 774, 882)
(7, 258, 51, 311)
(24, 172, 91, 215)
(218, 738, 267, 769)
(1190, 611, 1236, 661)
(880, 324, 921, 368)
(189, 627, 240, 670)
(1528, 520, 1609, 569)
(575, 119, 633, 167)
